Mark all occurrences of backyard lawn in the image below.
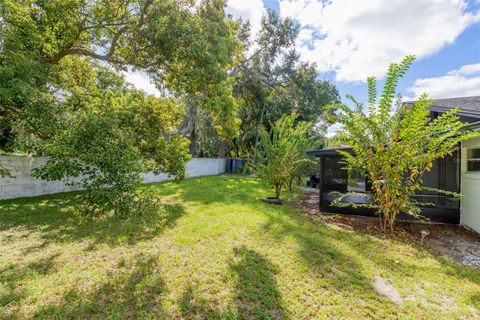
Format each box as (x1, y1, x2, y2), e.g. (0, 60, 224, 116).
(1, 175, 479, 319)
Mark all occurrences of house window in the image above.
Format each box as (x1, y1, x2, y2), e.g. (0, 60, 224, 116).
(467, 148, 480, 171)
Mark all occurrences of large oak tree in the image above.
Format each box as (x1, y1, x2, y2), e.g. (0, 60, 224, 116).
(0, 0, 242, 214)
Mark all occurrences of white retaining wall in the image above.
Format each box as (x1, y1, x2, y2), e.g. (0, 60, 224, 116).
(0, 156, 226, 200)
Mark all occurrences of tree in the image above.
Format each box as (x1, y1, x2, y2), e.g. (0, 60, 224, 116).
(232, 11, 340, 158)
(181, 97, 223, 158)
(182, 10, 340, 159)
(31, 69, 191, 215)
(254, 114, 314, 200)
(326, 56, 479, 231)
(0, 0, 242, 214)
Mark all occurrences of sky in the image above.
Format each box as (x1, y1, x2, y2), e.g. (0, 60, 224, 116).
(125, 0, 480, 135)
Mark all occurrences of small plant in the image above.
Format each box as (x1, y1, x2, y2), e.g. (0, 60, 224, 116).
(254, 114, 314, 200)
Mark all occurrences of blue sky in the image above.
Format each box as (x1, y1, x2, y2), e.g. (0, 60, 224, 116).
(226, 0, 480, 107)
(125, 1, 480, 135)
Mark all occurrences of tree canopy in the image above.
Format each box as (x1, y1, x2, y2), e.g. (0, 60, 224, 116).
(181, 10, 340, 158)
(0, 0, 243, 214)
(232, 11, 339, 157)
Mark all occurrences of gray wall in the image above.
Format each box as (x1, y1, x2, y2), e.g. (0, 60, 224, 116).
(0, 156, 226, 200)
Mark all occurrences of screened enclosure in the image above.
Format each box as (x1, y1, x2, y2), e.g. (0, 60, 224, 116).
(311, 149, 461, 223)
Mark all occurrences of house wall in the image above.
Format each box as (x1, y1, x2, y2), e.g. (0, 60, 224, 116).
(0, 156, 226, 200)
(460, 136, 480, 233)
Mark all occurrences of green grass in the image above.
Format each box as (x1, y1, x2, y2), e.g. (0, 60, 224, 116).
(1, 175, 479, 319)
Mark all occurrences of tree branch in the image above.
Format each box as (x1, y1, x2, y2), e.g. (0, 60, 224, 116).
(54, 0, 154, 64)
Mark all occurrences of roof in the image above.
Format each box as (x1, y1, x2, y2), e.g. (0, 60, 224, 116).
(307, 147, 352, 157)
(308, 97, 480, 157)
(465, 120, 480, 131)
(309, 121, 480, 157)
(405, 96, 480, 118)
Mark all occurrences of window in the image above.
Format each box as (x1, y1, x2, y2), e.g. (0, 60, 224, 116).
(322, 156, 347, 192)
(347, 168, 366, 192)
(467, 148, 480, 171)
(322, 156, 368, 193)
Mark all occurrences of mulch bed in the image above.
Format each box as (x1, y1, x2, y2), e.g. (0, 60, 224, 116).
(295, 187, 480, 267)
(261, 197, 282, 205)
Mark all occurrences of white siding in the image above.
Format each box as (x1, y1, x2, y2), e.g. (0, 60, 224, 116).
(460, 136, 480, 233)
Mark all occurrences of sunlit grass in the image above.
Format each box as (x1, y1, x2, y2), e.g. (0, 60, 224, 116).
(0, 175, 479, 319)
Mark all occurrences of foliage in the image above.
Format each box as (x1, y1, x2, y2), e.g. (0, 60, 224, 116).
(31, 78, 190, 216)
(0, 166, 13, 178)
(326, 56, 479, 230)
(182, 10, 340, 157)
(254, 114, 314, 199)
(232, 11, 340, 157)
(180, 96, 224, 157)
(0, 0, 242, 214)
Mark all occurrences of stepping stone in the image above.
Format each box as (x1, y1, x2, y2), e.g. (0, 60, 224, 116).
(374, 274, 403, 305)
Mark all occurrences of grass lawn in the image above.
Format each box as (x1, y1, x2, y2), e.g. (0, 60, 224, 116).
(1, 175, 479, 319)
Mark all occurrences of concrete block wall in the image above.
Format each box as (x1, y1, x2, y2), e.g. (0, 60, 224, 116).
(0, 156, 226, 200)
(142, 158, 226, 183)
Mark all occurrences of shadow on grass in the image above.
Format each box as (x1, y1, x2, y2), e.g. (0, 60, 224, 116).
(4, 176, 477, 317)
(178, 246, 288, 320)
(229, 246, 288, 320)
(262, 204, 480, 317)
(259, 209, 402, 316)
(30, 254, 166, 320)
(0, 192, 186, 247)
(179, 285, 228, 320)
(0, 175, 258, 248)
(0, 252, 61, 319)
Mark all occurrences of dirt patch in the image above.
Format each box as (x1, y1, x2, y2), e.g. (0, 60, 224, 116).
(296, 187, 480, 268)
(428, 236, 480, 267)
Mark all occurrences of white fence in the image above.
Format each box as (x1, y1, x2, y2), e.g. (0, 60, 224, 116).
(0, 156, 226, 200)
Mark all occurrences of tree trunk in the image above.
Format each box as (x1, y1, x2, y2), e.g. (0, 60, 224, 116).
(381, 211, 396, 232)
(288, 176, 293, 191)
(189, 128, 198, 156)
(233, 138, 239, 158)
(296, 175, 302, 186)
(275, 184, 282, 199)
(219, 141, 226, 158)
(254, 103, 266, 148)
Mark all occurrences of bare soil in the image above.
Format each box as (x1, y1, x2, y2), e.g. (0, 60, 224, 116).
(296, 187, 480, 268)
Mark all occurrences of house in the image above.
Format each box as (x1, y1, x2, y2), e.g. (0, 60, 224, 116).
(308, 96, 480, 232)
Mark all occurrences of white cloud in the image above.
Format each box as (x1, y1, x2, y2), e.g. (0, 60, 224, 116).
(326, 122, 343, 138)
(123, 69, 160, 97)
(448, 63, 480, 75)
(407, 63, 480, 99)
(122, 1, 267, 95)
(226, 0, 266, 42)
(279, 0, 480, 82)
